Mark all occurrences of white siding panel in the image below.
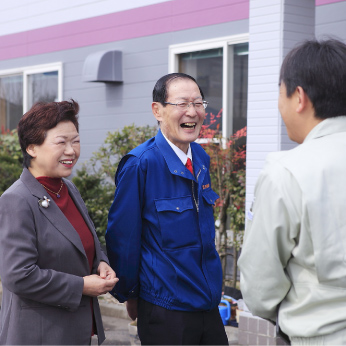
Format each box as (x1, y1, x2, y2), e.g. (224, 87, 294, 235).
(250, 40, 281, 51)
(248, 144, 280, 152)
(284, 23, 316, 34)
(247, 134, 280, 143)
(250, 4, 281, 17)
(248, 83, 278, 93)
(250, 31, 281, 42)
(248, 126, 280, 135)
(316, 2, 346, 39)
(247, 48, 280, 59)
(249, 74, 280, 85)
(248, 118, 280, 127)
(317, 22, 346, 37)
(249, 14, 280, 25)
(249, 22, 282, 33)
(246, 108, 279, 116)
(285, 22, 314, 34)
(249, 57, 281, 68)
(285, 13, 314, 24)
(248, 66, 280, 77)
(124, 49, 168, 69)
(250, 0, 282, 8)
(246, 165, 268, 174)
(246, 0, 315, 212)
(0, 0, 172, 36)
(248, 100, 278, 110)
(249, 92, 279, 102)
(246, 178, 260, 190)
(316, 1, 346, 25)
(246, 151, 272, 161)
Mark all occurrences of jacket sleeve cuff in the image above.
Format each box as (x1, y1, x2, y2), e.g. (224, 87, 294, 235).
(109, 284, 139, 303)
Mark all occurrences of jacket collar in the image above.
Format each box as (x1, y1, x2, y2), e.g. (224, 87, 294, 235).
(160, 130, 192, 164)
(304, 116, 346, 143)
(155, 129, 207, 183)
(20, 168, 88, 261)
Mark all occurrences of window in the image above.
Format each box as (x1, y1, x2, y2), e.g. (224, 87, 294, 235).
(0, 63, 62, 131)
(0, 75, 23, 131)
(179, 48, 223, 134)
(169, 35, 248, 139)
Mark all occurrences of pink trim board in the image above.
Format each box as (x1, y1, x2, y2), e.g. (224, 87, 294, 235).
(0, 0, 249, 61)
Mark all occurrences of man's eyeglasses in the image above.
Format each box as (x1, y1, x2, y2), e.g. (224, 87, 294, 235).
(164, 101, 209, 110)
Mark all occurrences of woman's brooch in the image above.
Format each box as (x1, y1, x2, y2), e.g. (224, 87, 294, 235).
(38, 196, 50, 208)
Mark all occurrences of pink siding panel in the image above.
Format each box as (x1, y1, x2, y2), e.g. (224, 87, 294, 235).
(0, 0, 249, 61)
(316, 0, 345, 4)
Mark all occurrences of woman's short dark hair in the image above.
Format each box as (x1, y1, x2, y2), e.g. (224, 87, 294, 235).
(153, 73, 205, 104)
(279, 38, 346, 119)
(17, 99, 80, 168)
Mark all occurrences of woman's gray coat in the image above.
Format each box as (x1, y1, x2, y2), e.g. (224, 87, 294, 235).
(0, 168, 108, 345)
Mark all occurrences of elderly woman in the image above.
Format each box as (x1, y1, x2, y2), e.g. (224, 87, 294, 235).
(0, 100, 118, 345)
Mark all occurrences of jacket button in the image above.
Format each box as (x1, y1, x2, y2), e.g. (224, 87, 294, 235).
(176, 207, 180, 210)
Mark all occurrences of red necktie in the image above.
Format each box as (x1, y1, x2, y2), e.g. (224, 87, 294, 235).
(185, 158, 194, 175)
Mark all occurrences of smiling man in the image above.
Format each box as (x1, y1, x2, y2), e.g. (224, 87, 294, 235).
(106, 73, 228, 345)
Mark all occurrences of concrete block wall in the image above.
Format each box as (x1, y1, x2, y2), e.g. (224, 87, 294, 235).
(238, 311, 288, 345)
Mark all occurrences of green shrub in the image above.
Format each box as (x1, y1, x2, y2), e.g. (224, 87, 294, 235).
(72, 167, 114, 244)
(73, 124, 157, 244)
(0, 130, 23, 196)
(0, 154, 23, 195)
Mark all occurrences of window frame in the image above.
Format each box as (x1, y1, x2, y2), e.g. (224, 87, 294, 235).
(169, 34, 249, 139)
(0, 62, 63, 115)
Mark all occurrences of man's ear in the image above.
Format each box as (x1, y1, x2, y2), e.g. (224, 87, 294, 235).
(152, 102, 163, 122)
(26, 144, 37, 158)
(296, 86, 310, 113)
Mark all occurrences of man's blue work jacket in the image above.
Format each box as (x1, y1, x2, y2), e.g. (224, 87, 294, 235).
(106, 130, 223, 311)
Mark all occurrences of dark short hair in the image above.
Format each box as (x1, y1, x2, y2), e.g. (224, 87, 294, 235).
(279, 38, 346, 119)
(17, 99, 80, 168)
(153, 73, 205, 105)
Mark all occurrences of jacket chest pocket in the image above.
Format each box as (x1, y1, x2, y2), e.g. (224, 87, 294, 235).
(155, 196, 199, 250)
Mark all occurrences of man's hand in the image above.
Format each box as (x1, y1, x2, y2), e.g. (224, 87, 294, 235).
(83, 274, 118, 297)
(126, 298, 138, 320)
(97, 261, 116, 280)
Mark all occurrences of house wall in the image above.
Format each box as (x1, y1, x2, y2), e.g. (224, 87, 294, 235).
(0, 0, 346, 192)
(0, 0, 249, 61)
(245, 0, 346, 211)
(0, 0, 172, 36)
(316, 0, 346, 37)
(0, 0, 249, 165)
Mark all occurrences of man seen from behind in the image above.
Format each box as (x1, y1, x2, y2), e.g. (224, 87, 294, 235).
(238, 38, 346, 345)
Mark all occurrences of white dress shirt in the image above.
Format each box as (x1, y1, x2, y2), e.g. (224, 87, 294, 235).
(161, 131, 193, 165)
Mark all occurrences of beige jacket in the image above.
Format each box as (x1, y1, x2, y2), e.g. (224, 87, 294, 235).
(238, 116, 346, 338)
